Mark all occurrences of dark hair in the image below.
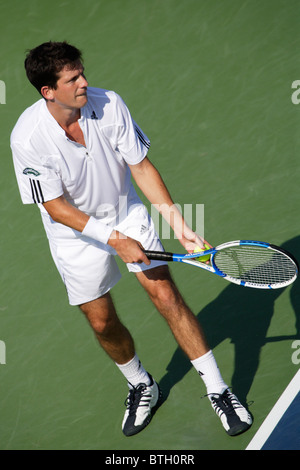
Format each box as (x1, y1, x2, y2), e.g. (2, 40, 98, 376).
(25, 41, 83, 94)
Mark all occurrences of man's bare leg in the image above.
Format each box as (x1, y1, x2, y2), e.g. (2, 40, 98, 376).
(79, 293, 152, 387)
(79, 292, 134, 364)
(79, 291, 161, 436)
(135, 264, 252, 436)
(135, 265, 210, 360)
(135, 265, 231, 397)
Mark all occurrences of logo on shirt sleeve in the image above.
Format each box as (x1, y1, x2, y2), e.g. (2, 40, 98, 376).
(23, 167, 41, 177)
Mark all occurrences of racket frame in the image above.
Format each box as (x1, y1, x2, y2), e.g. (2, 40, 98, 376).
(144, 240, 299, 289)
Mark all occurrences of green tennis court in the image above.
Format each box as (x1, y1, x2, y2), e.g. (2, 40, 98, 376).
(0, 0, 299, 450)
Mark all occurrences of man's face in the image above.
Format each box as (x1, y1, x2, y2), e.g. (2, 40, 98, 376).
(45, 62, 88, 109)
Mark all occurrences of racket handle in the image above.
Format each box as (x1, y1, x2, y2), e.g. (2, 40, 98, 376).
(143, 250, 173, 262)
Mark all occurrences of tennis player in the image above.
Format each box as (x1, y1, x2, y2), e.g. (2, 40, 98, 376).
(11, 41, 252, 437)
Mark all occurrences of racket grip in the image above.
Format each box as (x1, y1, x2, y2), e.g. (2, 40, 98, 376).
(143, 250, 173, 262)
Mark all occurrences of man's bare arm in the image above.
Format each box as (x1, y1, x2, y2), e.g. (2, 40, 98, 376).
(129, 157, 210, 252)
(43, 195, 89, 231)
(43, 196, 149, 265)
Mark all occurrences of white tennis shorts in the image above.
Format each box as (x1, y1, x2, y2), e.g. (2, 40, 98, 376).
(44, 203, 166, 306)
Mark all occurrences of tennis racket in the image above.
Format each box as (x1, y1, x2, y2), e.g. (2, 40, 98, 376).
(144, 240, 298, 289)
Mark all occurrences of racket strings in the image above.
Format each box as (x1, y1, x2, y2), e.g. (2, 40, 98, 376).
(214, 246, 297, 286)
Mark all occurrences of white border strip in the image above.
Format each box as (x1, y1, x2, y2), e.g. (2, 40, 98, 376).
(246, 369, 300, 450)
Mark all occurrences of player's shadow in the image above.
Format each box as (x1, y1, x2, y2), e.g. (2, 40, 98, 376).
(158, 235, 300, 406)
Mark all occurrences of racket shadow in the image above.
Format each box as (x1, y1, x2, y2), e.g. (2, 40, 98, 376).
(158, 235, 300, 406)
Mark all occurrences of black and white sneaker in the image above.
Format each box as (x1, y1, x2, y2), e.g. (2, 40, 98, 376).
(209, 389, 252, 436)
(122, 374, 161, 436)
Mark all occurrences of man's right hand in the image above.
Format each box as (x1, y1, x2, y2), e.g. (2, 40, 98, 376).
(108, 230, 151, 265)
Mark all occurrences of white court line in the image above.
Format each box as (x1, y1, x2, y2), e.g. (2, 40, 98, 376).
(246, 369, 300, 450)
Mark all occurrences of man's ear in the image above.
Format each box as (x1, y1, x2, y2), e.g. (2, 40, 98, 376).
(41, 85, 54, 101)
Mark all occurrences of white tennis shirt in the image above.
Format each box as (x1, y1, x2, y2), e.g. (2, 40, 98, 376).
(11, 87, 150, 241)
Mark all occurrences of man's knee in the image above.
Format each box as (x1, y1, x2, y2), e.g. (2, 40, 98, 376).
(138, 266, 191, 321)
(88, 314, 118, 337)
(155, 282, 180, 306)
(146, 274, 183, 311)
(79, 294, 120, 337)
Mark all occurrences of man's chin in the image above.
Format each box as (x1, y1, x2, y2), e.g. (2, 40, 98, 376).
(76, 94, 88, 106)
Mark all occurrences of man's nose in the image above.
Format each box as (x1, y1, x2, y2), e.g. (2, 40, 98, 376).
(80, 74, 88, 88)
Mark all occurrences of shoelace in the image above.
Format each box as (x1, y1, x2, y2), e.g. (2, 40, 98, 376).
(125, 384, 152, 415)
(210, 390, 242, 418)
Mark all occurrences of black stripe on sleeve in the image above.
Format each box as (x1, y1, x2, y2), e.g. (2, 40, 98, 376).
(134, 125, 150, 149)
(36, 180, 44, 203)
(29, 179, 45, 204)
(29, 179, 36, 203)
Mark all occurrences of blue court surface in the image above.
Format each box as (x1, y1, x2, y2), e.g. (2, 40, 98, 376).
(246, 370, 300, 450)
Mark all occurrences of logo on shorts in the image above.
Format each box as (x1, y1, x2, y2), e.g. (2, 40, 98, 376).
(23, 167, 41, 176)
(140, 224, 148, 235)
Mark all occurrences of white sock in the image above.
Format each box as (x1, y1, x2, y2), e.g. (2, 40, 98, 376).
(115, 353, 151, 388)
(191, 350, 228, 395)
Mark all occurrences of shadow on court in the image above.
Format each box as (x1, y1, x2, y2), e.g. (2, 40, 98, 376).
(159, 236, 300, 406)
